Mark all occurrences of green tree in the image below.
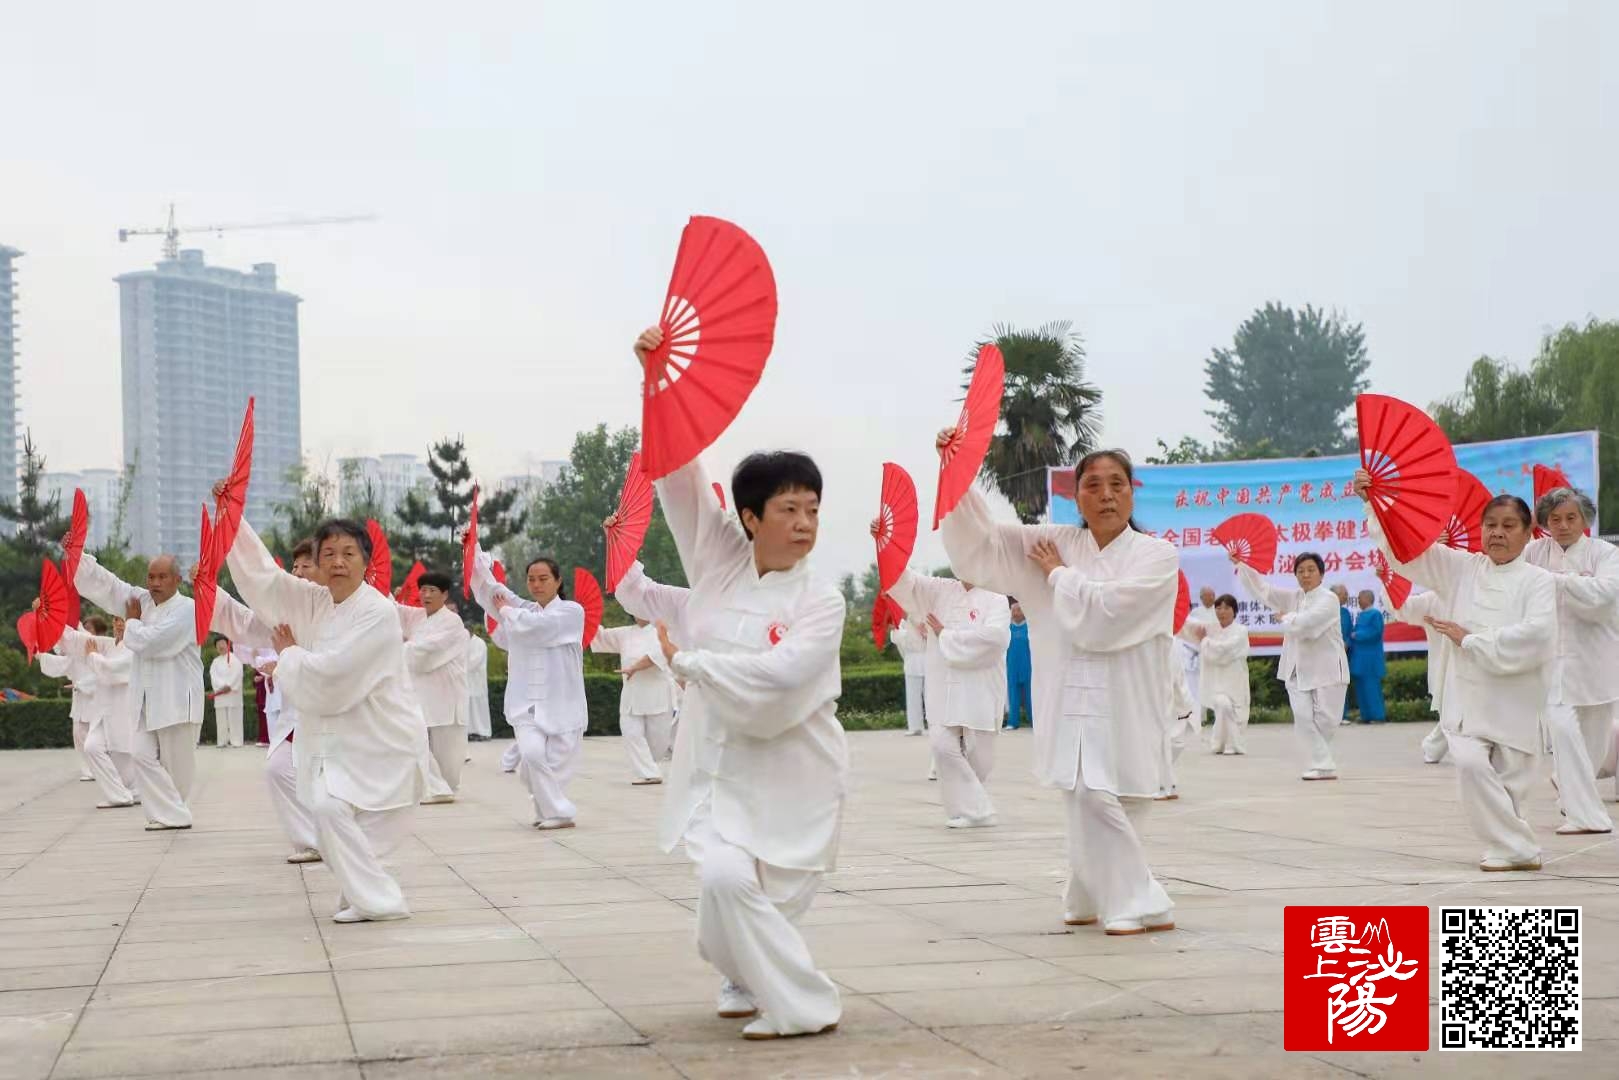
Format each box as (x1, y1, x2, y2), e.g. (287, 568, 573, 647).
(1429, 356, 1563, 443)
(394, 437, 524, 582)
(1145, 436, 1214, 465)
(0, 433, 69, 560)
(522, 424, 686, 590)
(965, 321, 1101, 523)
(267, 462, 336, 561)
(1204, 303, 1370, 458)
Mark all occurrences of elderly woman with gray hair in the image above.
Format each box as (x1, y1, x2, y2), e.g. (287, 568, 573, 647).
(1526, 486, 1619, 835)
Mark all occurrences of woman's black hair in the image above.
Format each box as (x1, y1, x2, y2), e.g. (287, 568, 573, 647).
(526, 556, 567, 599)
(418, 570, 454, 593)
(1294, 552, 1326, 575)
(1215, 593, 1238, 613)
(1074, 449, 1145, 532)
(84, 615, 110, 635)
(731, 452, 823, 539)
(314, 518, 372, 562)
(1483, 493, 1533, 530)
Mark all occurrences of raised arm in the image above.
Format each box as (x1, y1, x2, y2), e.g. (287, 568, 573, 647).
(88, 648, 133, 683)
(615, 561, 691, 627)
(1556, 542, 1619, 622)
(936, 592, 1012, 668)
(939, 486, 1048, 601)
(1364, 502, 1470, 598)
(1386, 589, 1440, 625)
(885, 567, 948, 621)
(469, 548, 523, 614)
(499, 599, 585, 650)
(1047, 539, 1179, 653)
(671, 588, 845, 741)
(225, 518, 327, 634)
(72, 552, 147, 615)
(1460, 571, 1556, 676)
(211, 589, 275, 652)
(403, 614, 468, 674)
(275, 600, 402, 716)
(1235, 563, 1299, 616)
(38, 651, 72, 679)
(654, 459, 751, 591)
(590, 624, 635, 656)
(395, 602, 427, 640)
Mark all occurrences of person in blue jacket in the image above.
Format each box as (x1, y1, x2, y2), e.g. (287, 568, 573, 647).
(1333, 584, 1355, 720)
(1350, 590, 1387, 722)
(1003, 599, 1033, 730)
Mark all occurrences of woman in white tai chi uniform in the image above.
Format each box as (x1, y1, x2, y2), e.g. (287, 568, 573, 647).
(397, 571, 471, 798)
(1235, 552, 1348, 780)
(469, 550, 587, 829)
(38, 618, 99, 782)
(940, 446, 1177, 936)
(1357, 473, 1556, 871)
(1383, 585, 1452, 764)
(1526, 486, 1619, 835)
(881, 561, 1010, 828)
(466, 634, 492, 740)
(208, 641, 245, 747)
(1187, 594, 1250, 755)
(226, 515, 426, 920)
(45, 617, 139, 806)
(891, 614, 928, 736)
(591, 616, 679, 785)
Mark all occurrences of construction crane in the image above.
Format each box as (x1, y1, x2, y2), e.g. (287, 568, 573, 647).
(118, 203, 376, 260)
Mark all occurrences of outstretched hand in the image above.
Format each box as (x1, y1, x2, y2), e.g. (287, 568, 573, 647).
(124, 597, 143, 621)
(1425, 617, 1470, 647)
(270, 623, 297, 653)
(656, 620, 679, 665)
(1028, 539, 1065, 576)
(925, 613, 945, 635)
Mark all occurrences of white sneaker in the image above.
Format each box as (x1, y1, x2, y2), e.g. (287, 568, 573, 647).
(144, 822, 191, 831)
(333, 907, 410, 924)
(1555, 823, 1611, 835)
(1301, 769, 1338, 781)
(79, 775, 94, 782)
(741, 1015, 838, 1040)
(1063, 911, 1098, 926)
(420, 793, 455, 805)
(926, 765, 938, 781)
(1479, 856, 1542, 872)
(286, 848, 322, 864)
(945, 814, 997, 829)
(96, 800, 136, 809)
(716, 979, 757, 1019)
(535, 818, 576, 830)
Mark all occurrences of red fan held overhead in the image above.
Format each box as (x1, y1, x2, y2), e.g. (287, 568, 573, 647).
(713, 482, 727, 510)
(365, 520, 392, 595)
(35, 560, 70, 653)
(1438, 470, 1491, 553)
(462, 485, 480, 599)
(1533, 464, 1588, 537)
(1172, 570, 1191, 635)
(398, 562, 426, 608)
(1211, 512, 1277, 574)
(486, 561, 506, 634)
(193, 508, 219, 646)
(875, 463, 919, 592)
(1370, 550, 1412, 610)
(573, 568, 604, 650)
(1355, 394, 1458, 563)
(606, 453, 654, 593)
(935, 344, 1005, 529)
(640, 216, 778, 481)
(62, 488, 90, 630)
(213, 398, 255, 560)
(16, 612, 38, 664)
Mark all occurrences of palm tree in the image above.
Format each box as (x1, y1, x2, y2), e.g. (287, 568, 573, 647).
(961, 321, 1102, 523)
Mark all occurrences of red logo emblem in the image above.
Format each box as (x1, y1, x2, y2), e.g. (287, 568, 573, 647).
(1284, 906, 1428, 1051)
(767, 623, 787, 646)
(968, 610, 979, 622)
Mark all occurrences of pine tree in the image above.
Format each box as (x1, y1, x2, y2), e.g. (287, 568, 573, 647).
(0, 432, 69, 559)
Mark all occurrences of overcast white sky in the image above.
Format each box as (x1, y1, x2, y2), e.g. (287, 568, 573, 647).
(4, 0, 1616, 578)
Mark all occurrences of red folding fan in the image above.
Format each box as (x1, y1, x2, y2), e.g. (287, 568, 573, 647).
(397, 561, 426, 607)
(486, 561, 506, 634)
(574, 567, 604, 649)
(1533, 463, 1587, 536)
(63, 488, 88, 581)
(1172, 570, 1191, 635)
(639, 216, 778, 480)
(1438, 469, 1491, 553)
(213, 397, 255, 559)
(875, 463, 919, 592)
(365, 520, 392, 595)
(16, 612, 38, 664)
(1211, 512, 1277, 574)
(193, 508, 219, 646)
(1370, 550, 1412, 610)
(934, 344, 1005, 529)
(35, 560, 70, 653)
(871, 594, 900, 650)
(606, 453, 654, 593)
(1355, 394, 1458, 563)
(713, 482, 727, 510)
(462, 485, 480, 599)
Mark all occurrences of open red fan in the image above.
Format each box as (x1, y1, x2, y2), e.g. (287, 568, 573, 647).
(193, 507, 219, 646)
(64, 489, 88, 581)
(213, 397, 255, 560)
(875, 463, 919, 592)
(640, 216, 778, 480)
(1438, 469, 1491, 553)
(397, 561, 426, 608)
(16, 612, 38, 664)
(871, 594, 903, 650)
(1211, 512, 1277, 574)
(713, 482, 727, 510)
(1369, 550, 1412, 610)
(1172, 570, 1191, 634)
(35, 560, 70, 653)
(461, 485, 479, 599)
(934, 344, 1005, 529)
(1532, 463, 1587, 537)
(1355, 394, 1458, 563)
(573, 568, 604, 649)
(365, 520, 392, 595)
(606, 453, 654, 593)
(486, 561, 506, 634)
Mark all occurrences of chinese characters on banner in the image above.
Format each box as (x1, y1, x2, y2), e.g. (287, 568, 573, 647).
(1283, 906, 1428, 1051)
(1048, 431, 1599, 656)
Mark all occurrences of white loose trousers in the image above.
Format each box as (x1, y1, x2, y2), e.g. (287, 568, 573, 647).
(1287, 682, 1345, 774)
(216, 705, 244, 748)
(131, 722, 197, 827)
(1209, 694, 1246, 755)
(1548, 702, 1615, 832)
(929, 723, 995, 822)
(1447, 732, 1540, 865)
(904, 675, 926, 734)
(515, 724, 581, 823)
(306, 778, 412, 919)
(266, 740, 319, 854)
(622, 712, 674, 781)
(82, 726, 135, 805)
(1061, 778, 1172, 924)
(427, 725, 468, 793)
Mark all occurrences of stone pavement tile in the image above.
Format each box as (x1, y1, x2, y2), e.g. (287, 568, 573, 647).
(325, 936, 549, 972)
(0, 913, 127, 935)
(91, 971, 335, 1008)
(469, 876, 667, 907)
(502, 899, 698, 939)
(50, 1023, 355, 1079)
(846, 883, 1040, 906)
(118, 915, 316, 944)
(1111, 972, 1284, 1015)
(828, 957, 1071, 995)
(0, 926, 123, 950)
(543, 929, 704, 961)
(803, 931, 1027, 970)
(348, 1007, 645, 1059)
(305, 885, 493, 915)
(334, 958, 575, 996)
(0, 964, 104, 993)
(1049, 945, 1279, 982)
(340, 981, 600, 1023)
(88, 1066, 362, 1080)
(580, 970, 729, 1009)
(655, 1026, 1017, 1080)
(100, 941, 330, 984)
(73, 993, 344, 1039)
(874, 975, 1173, 1027)
(0, 986, 91, 1080)
(360, 1046, 681, 1079)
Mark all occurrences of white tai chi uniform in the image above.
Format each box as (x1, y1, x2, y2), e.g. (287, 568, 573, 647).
(471, 550, 587, 826)
(1178, 602, 1218, 726)
(73, 554, 202, 828)
(1372, 511, 1555, 866)
(941, 486, 1176, 930)
(466, 635, 493, 739)
(1526, 534, 1619, 830)
(592, 623, 679, 782)
(1159, 663, 1197, 797)
(627, 457, 847, 1038)
(890, 619, 929, 735)
(87, 639, 141, 801)
(1198, 619, 1251, 755)
(887, 570, 1010, 825)
(226, 520, 427, 918)
(41, 638, 97, 779)
(1384, 589, 1453, 763)
(209, 651, 245, 747)
(1237, 564, 1349, 778)
(45, 628, 136, 804)
(399, 605, 471, 793)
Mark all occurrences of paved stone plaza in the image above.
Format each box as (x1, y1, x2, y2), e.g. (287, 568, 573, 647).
(1, 725, 1614, 1079)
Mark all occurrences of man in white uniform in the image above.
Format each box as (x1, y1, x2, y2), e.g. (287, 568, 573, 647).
(398, 571, 471, 796)
(592, 617, 679, 784)
(73, 553, 202, 830)
(208, 639, 245, 747)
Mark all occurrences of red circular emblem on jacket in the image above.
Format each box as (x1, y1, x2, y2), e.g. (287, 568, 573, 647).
(768, 622, 787, 645)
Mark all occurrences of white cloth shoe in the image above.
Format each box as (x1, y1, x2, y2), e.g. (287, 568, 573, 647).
(716, 979, 757, 1019)
(535, 818, 576, 830)
(1103, 911, 1176, 936)
(96, 800, 136, 809)
(420, 793, 455, 805)
(286, 849, 323, 864)
(333, 907, 410, 924)
(143, 822, 191, 831)
(945, 815, 996, 829)
(1301, 769, 1337, 781)
(741, 1015, 839, 1041)
(1479, 857, 1542, 872)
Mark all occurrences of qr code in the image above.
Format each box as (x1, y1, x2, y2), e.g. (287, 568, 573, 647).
(1440, 906, 1581, 1050)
